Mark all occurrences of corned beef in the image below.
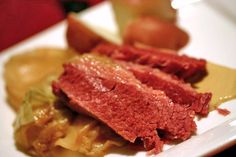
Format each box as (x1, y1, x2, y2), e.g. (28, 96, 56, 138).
(92, 43, 207, 82)
(216, 108, 230, 116)
(118, 61, 212, 115)
(52, 54, 196, 153)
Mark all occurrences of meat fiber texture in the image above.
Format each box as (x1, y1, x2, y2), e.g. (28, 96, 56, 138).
(118, 61, 212, 115)
(92, 43, 207, 82)
(52, 54, 196, 153)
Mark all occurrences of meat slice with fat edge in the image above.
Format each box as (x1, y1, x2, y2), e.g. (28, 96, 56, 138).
(93, 43, 207, 82)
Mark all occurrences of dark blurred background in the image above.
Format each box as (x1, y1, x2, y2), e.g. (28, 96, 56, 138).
(0, 0, 104, 51)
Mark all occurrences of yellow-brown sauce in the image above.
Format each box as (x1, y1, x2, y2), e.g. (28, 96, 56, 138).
(195, 62, 236, 110)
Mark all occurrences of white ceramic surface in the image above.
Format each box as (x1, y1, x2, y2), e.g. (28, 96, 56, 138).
(0, 1, 236, 157)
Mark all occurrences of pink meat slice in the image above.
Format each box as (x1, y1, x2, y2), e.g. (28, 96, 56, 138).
(52, 54, 196, 153)
(93, 43, 207, 82)
(118, 61, 211, 115)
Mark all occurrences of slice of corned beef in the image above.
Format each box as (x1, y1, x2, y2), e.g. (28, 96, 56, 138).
(118, 61, 212, 115)
(92, 43, 207, 82)
(52, 54, 196, 153)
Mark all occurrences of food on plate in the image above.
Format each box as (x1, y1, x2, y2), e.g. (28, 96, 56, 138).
(4, 48, 76, 111)
(123, 17, 189, 50)
(67, 14, 107, 52)
(14, 78, 124, 157)
(52, 54, 196, 153)
(5, 9, 235, 157)
(110, 0, 176, 35)
(93, 43, 207, 82)
(118, 61, 211, 115)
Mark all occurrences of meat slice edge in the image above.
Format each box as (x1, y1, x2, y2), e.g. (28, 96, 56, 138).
(92, 43, 207, 82)
(118, 61, 212, 115)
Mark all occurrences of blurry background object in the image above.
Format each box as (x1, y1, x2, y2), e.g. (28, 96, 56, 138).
(61, 0, 103, 13)
(110, 0, 189, 50)
(0, 0, 64, 51)
(171, 0, 202, 9)
(110, 0, 176, 35)
(123, 16, 189, 50)
(61, 0, 89, 13)
(66, 14, 107, 52)
(0, 0, 104, 52)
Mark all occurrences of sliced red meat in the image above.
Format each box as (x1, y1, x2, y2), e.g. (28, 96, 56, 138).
(216, 108, 230, 116)
(52, 54, 196, 153)
(118, 61, 211, 115)
(93, 43, 207, 82)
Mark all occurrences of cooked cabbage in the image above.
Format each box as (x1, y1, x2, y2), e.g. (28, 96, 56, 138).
(4, 48, 76, 111)
(14, 78, 125, 157)
(55, 115, 124, 157)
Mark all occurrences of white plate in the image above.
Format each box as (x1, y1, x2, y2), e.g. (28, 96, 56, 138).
(0, 1, 236, 157)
